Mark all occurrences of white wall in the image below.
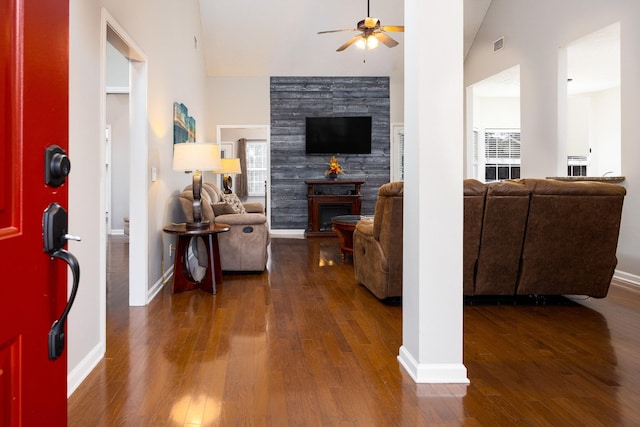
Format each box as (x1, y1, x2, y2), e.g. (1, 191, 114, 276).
(105, 43, 130, 233)
(68, 0, 210, 394)
(68, 0, 104, 393)
(465, 0, 640, 279)
(590, 87, 621, 176)
(474, 97, 520, 130)
(106, 94, 130, 232)
(567, 95, 590, 156)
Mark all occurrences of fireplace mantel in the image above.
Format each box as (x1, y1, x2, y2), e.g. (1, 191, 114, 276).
(305, 179, 365, 237)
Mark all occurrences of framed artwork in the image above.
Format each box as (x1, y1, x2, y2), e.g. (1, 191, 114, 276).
(173, 102, 196, 144)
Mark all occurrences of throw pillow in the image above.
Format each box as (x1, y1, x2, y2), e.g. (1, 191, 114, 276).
(212, 202, 236, 216)
(221, 193, 246, 214)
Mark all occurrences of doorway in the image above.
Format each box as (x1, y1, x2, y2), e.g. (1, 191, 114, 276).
(101, 11, 149, 356)
(216, 125, 271, 225)
(467, 65, 521, 182)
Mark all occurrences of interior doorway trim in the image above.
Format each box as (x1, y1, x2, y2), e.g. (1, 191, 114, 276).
(101, 9, 149, 312)
(216, 125, 271, 227)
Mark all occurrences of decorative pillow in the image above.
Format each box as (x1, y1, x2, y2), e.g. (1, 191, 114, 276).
(212, 202, 237, 216)
(221, 193, 246, 214)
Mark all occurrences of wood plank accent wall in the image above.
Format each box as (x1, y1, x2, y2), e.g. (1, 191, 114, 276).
(270, 76, 390, 230)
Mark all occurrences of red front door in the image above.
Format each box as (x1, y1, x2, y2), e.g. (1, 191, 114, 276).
(1, 0, 70, 425)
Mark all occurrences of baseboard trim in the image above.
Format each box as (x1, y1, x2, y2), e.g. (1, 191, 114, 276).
(148, 265, 173, 302)
(269, 229, 306, 239)
(613, 269, 640, 289)
(67, 342, 105, 397)
(398, 346, 470, 384)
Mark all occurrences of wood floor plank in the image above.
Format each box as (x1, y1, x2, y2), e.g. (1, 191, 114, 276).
(68, 236, 640, 426)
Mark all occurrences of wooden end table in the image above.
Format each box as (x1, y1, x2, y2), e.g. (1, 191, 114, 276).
(331, 215, 362, 257)
(163, 222, 230, 294)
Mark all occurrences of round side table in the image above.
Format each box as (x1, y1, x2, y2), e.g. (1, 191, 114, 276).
(163, 222, 230, 294)
(331, 215, 362, 257)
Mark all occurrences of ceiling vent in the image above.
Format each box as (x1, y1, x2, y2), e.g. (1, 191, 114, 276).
(493, 37, 504, 53)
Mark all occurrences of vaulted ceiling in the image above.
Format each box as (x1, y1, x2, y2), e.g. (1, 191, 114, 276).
(198, 0, 492, 78)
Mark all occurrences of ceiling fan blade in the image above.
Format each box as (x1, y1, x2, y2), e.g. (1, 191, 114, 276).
(337, 35, 362, 52)
(380, 25, 404, 32)
(374, 32, 399, 48)
(318, 28, 357, 34)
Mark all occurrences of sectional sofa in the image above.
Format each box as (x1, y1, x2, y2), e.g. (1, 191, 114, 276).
(464, 178, 626, 298)
(353, 178, 626, 300)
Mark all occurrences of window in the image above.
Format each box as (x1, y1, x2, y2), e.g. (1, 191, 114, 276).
(484, 129, 520, 182)
(246, 140, 268, 197)
(567, 155, 588, 177)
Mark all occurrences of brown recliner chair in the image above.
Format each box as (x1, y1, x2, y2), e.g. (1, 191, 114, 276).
(353, 182, 403, 300)
(463, 179, 487, 295)
(473, 179, 531, 295)
(516, 178, 625, 297)
(178, 183, 269, 272)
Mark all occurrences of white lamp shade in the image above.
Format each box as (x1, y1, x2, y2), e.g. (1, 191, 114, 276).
(214, 158, 242, 174)
(172, 142, 222, 172)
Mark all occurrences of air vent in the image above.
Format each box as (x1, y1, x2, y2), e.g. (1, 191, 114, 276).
(493, 37, 504, 53)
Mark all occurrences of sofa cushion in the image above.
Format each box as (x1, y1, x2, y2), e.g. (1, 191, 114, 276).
(202, 182, 224, 204)
(178, 189, 214, 222)
(474, 180, 530, 295)
(221, 193, 246, 214)
(212, 202, 236, 216)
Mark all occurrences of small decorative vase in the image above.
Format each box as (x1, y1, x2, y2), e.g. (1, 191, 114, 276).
(327, 172, 338, 180)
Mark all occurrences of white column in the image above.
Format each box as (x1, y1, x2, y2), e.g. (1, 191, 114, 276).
(398, 0, 469, 384)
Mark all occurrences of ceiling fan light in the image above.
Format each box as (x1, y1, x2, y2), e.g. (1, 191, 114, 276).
(367, 35, 379, 49)
(356, 35, 379, 50)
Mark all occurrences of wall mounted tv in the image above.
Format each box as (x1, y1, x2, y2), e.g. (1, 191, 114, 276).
(305, 116, 372, 154)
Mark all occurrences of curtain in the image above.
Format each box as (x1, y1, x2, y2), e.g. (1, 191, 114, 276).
(236, 138, 248, 199)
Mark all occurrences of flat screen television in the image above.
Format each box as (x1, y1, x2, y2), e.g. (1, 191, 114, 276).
(305, 116, 372, 154)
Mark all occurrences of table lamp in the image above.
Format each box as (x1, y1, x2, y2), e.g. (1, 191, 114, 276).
(215, 158, 242, 194)
(173, 142, 221, 229)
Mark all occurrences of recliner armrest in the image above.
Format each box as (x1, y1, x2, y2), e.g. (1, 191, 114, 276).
(355, 218, 374, 237)
(214, 213, 267, 226)
(242, 202, 265, 214)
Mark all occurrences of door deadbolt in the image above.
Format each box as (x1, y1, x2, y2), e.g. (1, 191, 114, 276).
(45, 145, 71, 187)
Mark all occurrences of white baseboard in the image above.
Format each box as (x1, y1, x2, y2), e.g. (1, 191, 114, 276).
(148, 265, 173, 302)
(67, 342, 105, 397)
(269, 229, 306, 239)
(613, 269, 640, 290)
(397, 346, 470, 384)
(109, 229, 125, 236)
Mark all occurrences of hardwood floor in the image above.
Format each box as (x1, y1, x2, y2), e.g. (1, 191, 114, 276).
(68, 236, 640, 426)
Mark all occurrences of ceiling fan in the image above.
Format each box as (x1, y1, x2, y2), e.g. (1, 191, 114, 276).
(318, 0, 404, 52)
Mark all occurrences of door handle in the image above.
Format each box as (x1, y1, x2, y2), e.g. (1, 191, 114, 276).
(48, 249, 80, 360)
(43, 202, 81, 360)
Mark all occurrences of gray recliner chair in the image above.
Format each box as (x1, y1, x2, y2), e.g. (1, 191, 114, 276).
(178, 183, 269, 272)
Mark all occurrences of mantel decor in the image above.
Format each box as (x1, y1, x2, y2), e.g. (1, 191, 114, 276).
(325, 156, 343, 179)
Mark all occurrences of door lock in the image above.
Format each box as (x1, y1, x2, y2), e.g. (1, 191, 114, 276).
(45, 145, 71, 187)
